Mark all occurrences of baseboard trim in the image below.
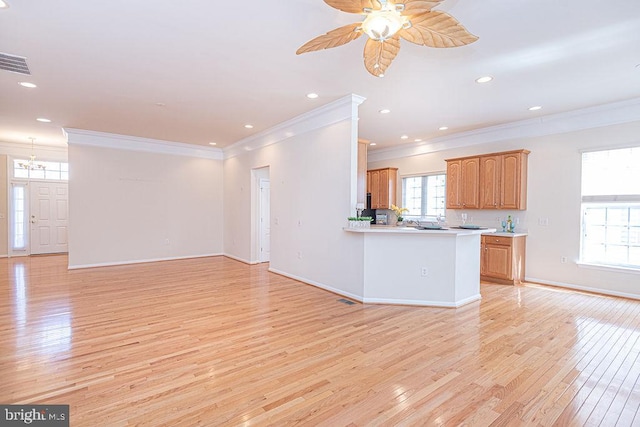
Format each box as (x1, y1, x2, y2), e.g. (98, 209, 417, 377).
(222, 253, 260, 265)
(68, 253, 223, 270)
(268, 267, 364, 303)
(363, 294, 481, 308)
(267, 268, 482, 308)
(525, 277, 640, 301)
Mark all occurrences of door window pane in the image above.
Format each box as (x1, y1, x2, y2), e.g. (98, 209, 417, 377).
(12, 186, 26, 250)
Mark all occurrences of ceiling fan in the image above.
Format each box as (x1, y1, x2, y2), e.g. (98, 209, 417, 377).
(296, 0, 478, 77)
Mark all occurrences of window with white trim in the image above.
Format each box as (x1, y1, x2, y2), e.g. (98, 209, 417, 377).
(581, 147, 640, 269)
(12, 184, 27, 250)
(401, 173, 446, 218)
(13, 159, 68, 181)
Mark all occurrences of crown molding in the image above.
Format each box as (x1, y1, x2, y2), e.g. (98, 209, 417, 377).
(0, 140, 68, 158)
(368, 97, 640, 163)
(223, 93, 366, 159)
(64, 128, 224, 160)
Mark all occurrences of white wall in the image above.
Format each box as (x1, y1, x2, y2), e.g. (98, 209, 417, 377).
(368, 119, 640, 299)
(67, 139, 223, 268)
(223, 96, 365, 300)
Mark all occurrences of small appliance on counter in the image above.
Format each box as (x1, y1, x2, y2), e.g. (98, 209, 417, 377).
(376, 214, 388, 225)
(360, 192, 376, 224)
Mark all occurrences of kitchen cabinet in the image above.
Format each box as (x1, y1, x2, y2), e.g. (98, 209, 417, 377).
(447, 149, 529, 210)
(446, 157, 480, 209)
(367, 167, 398, 209)
(479, 150, 529, 210)
(481, 234, 526, 285)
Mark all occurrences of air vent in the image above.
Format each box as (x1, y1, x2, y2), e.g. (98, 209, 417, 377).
(0, 52, 30, 75)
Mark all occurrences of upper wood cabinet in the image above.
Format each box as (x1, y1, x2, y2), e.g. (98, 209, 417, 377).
(446, 157, 480, 209)
(447, 149, 529, 210)
(367, 167, 398, 209)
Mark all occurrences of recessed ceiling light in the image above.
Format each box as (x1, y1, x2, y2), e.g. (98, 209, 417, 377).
(528, 105, 543, 111)
(400, 135, 409, 140)
(379, 109, 391, 114)
(0, 1, 9, 9)
(36, 118, 51, 123)
(306, 93, 319, 99)
(439, 126, 449, 131)
(209, 142, 217, 146)
(244, 124, 254, 129)
(369, 142, 377, 146)
(475, 76, 493, 84)
(155, 102, 166, 107)
(414, 138, 422, 142)
(19, 82, 37, 88)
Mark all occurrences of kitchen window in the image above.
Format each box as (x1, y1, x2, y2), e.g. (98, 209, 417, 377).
(401, 173, 446, 218)
(580, 146, 640, 270)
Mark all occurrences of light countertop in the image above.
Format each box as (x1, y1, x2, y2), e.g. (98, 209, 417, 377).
(345, 226, 496, 235)
(482, 231, 528, 237)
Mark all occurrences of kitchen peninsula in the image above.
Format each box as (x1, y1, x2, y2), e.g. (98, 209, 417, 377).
(344, 226, 495, 307)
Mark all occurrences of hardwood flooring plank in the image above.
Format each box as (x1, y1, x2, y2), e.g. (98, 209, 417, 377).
(2, 255, 640, 426)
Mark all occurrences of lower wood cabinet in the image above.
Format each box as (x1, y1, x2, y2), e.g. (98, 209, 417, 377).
(481, 234, 526, 285)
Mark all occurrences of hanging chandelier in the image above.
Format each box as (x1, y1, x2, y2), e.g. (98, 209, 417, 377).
(18, 137, 47, 171)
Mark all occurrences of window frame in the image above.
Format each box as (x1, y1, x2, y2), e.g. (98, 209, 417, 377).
(401, 172, 446, 219)
(579, 146, 640, 271)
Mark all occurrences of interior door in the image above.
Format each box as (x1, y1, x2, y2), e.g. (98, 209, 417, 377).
(259, 178, 270, 263)
(29, 181, 69, 254)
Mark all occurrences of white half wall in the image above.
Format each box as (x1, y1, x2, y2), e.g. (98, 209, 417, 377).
(223, 94, 366, 299)
(368, 119, 640, 299)
(67, 134, 223, 268)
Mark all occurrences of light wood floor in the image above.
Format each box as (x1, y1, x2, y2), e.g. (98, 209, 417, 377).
(1, 255, 639, 426)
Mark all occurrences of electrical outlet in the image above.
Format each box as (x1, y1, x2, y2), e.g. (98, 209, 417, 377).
(538, 218, 549, 226)
(421, 267, 429, 277)
(561, 256, 567, 264)
(274, 217, 279, 225)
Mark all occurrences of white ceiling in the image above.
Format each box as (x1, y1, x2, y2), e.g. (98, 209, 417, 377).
(1, 0, 639, 152)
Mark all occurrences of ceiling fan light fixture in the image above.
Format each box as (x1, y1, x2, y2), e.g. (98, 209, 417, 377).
(361, 8, 407, 41)
(296, 0, 478, 77)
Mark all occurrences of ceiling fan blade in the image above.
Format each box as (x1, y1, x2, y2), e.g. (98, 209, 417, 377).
(324, 0, 382, 14)
(296, 23, 363, 54)
(363, 36, 400, 77)
(398, 0, 442, 16)
(399, 11, 478, 48)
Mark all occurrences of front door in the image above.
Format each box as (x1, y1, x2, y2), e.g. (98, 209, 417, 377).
(29, 181, 69, 254)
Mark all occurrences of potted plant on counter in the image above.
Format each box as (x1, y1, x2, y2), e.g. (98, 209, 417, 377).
(347, 216, 373, 229)
(391, 204, 409, 226)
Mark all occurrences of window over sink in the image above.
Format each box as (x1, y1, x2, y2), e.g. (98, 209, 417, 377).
(401, 173, 446, 219)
